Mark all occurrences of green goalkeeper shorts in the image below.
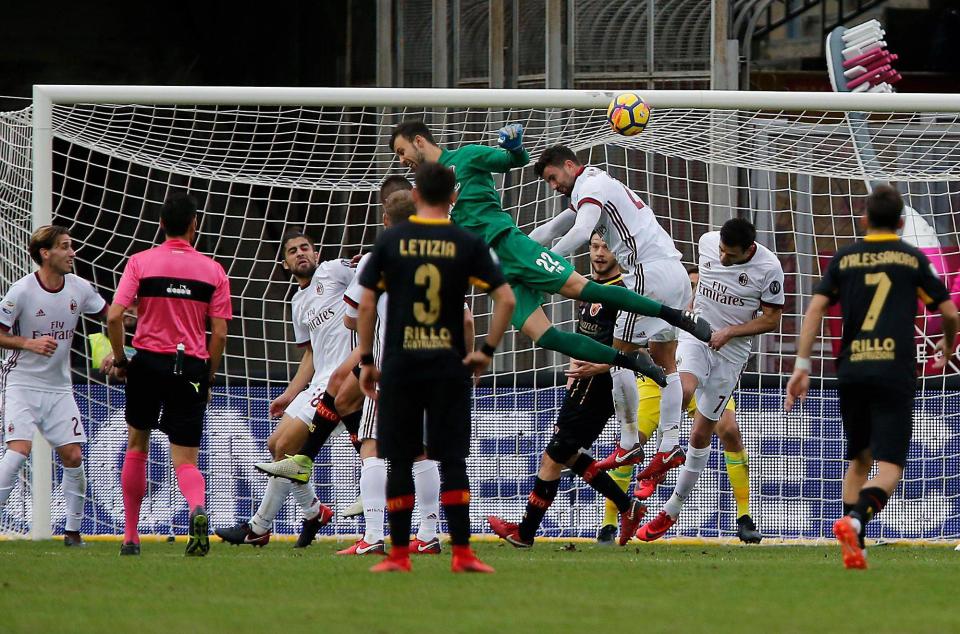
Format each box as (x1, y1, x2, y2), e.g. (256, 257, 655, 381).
(492, 227, 576, 329)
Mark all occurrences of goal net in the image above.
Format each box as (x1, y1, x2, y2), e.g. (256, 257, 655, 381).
(2, 87, 958, 542)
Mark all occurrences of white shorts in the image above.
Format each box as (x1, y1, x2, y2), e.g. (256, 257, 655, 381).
(2, 387, 85, 447)
(615, 258, 692, 345)
(359, 394, 378, 441)
(676, 337, 744, 422)
(284, 382, 327, 427)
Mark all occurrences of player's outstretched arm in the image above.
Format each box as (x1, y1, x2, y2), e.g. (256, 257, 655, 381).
(933, 299, 959, 369)
(785, 294, 829, 411)
(549, 202, 602, 257)
(529, 208, 576, 247)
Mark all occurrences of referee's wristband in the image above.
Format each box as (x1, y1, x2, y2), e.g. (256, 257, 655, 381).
(480, 342, 497, 357)
(794, 357, 812, 372)
(113, 356, 129, 369)
(360, 353, 375, 366)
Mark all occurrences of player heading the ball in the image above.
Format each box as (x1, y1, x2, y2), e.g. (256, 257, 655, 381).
(388, 120, 712, 384)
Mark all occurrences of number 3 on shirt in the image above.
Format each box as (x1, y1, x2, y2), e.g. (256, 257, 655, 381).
(414, 263, 442, 325)
(536, 251, 561, 274)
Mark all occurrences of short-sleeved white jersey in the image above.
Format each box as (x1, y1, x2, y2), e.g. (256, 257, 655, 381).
(570, 166, 681, 269)
(684, 231, 785, 364)
(290, 259, 355, 390)
(0, 272, 106, 392)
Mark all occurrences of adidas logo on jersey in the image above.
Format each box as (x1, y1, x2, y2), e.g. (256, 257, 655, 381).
(35, 309, 45, 317)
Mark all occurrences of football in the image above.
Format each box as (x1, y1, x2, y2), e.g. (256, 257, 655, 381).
(607, 92, 650, 136)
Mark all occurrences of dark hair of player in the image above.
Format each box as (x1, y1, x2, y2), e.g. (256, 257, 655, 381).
(414, 163, 457, 206)
(533, 144, 580, 178)
(384, 190, 417, 224)
(389, 121, 437, 151)
(160, 192, 198, 237)
(719, 217, 757, 251)
(865, 184, 904, 231)
(380, 175, 412, 204)
(279, 229, 313, 260)
(28, 224, 70, 266)
(590, 228, 605, 242)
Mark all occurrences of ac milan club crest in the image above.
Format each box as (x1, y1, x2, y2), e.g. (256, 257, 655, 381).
(315, 282, 324, 296)
(738, 273, 749, 286)
(69, 299, 78, 314)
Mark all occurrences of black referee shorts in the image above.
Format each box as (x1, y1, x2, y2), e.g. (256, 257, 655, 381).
(125, 350, 209, 448)
(377, 360, 472, 462)
(555, 372, 615, 451)
(838, 381, 915, 467)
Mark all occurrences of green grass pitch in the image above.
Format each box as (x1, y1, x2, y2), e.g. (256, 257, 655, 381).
(1, 538, 957, 633)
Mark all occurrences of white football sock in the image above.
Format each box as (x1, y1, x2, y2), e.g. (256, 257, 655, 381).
(413, 459, 441, 541)
(250, 476, 292, 535)
(611, 367, 640, 449)
(360, 457, 386, 543)
(657, 372, 682, 453)
(663, 444, 710, 518)
(0, 450, 27, 508)
(61, 464, 86, 532)
(291, 482, 321, 520)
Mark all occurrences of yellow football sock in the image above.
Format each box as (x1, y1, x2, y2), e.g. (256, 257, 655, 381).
(724, 450, 750, 518)
(636, 377, 661, 441)
(602, 465, 633, 526)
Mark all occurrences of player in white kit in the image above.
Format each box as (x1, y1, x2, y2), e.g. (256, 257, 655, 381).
(636, 218, 784, 541)
(532, 145, 693, 478)
(215, 230, 354, 547)
(0, 225, 107, 546)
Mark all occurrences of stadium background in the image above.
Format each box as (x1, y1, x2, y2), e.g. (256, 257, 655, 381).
(1, 1, 959, 541)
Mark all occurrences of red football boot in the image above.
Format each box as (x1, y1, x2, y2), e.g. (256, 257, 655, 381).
(451, 546, 495, 573)
(636, 510, 676, 542)
(409, 537, 442, 554)
(486, 516, 533, 548)
(833, 516, 868, 570)
(595, 443, 646, 471)
(633, 475, 663, 500)
(636, 445, 686, 482)
(618, 498, 647, 546)
(370, 547, 412, 573)
(336, 539, 386, 555)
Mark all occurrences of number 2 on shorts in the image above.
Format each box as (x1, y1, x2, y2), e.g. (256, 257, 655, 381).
(536, 251, 560, 273)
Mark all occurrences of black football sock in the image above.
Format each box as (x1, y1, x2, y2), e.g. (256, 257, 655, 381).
(297, 392, 341, 460)
(340, 411, 363, 453)
(843, 502, 855, 516)
(570, 453, 631, 512)
(850, 486, 889, 531)
(440, 458, 472, 546)
(518, 476, 560, 542)
(386, 460, 415, 550)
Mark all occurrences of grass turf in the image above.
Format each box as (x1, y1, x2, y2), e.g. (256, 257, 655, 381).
(0, 538, 957, 633)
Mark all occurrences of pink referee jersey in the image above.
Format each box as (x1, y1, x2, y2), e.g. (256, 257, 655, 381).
(114, 238, 232, 360)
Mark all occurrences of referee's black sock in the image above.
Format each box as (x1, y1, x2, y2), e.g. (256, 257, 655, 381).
(518, 476, 560, 542)
(851, 486, 888, 529)
(570, 453, 631, 513)
(439, 458, 472, 546)
(297, 392, 340, 459)
(386, 460, 415, 550)
(843, 502, 855, 516)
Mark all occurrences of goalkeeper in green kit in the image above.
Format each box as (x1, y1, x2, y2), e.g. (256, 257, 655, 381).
(388, 121, 712, 384)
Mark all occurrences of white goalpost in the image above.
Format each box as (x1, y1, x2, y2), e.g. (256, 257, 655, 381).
(3, 85, 959, 543)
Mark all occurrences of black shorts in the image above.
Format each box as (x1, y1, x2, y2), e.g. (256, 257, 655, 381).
(125, 350, 209, 448)
(377, 361, 472, 462)
(555, 372, 615, 450)
(838, 381, 914, 467)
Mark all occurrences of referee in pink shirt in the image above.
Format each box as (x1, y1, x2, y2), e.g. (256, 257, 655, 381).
(107, 193, 232, 557)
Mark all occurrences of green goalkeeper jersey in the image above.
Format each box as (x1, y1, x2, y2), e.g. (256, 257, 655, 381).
(438, 144, 530, 245)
